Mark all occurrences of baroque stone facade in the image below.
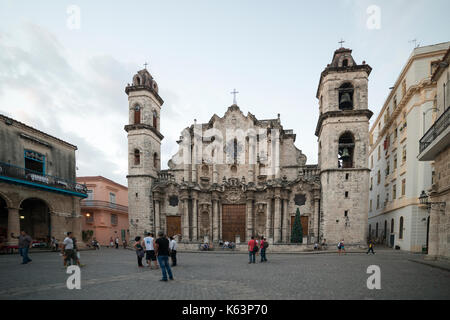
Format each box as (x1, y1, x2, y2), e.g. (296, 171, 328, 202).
(126, 47, 373, 246)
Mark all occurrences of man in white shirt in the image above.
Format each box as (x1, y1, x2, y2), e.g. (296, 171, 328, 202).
(143, 232, 158, 269)
(169, 236, 177, 267)
(62, 232, 76, 267)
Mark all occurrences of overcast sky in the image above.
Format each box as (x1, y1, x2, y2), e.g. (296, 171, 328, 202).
(0, 0, 449, 186)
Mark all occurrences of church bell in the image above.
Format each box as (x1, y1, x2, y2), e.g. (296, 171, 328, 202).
(340, 148, 350, 160)
(339, 92, 352, 109)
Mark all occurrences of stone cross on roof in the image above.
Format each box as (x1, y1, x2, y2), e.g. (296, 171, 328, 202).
(231, 89, 239, 105)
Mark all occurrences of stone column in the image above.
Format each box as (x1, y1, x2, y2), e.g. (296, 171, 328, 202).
(283, 199, 289, 243)
(7, 207, 20, 246)
(192, 197, 198, 241)
(212, 199, 219, 242)
(274, 196, 281, 243)
(154, 199, 160, 233)
(182, 199, 190, 241)
(265, 198, 271, 239)
(313, 197, 320, 243)
(246, 195, 254, 241)
(219, 200, 222, 241)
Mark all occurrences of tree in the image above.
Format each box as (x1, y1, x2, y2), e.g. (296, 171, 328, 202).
(291, 208, 303, 243)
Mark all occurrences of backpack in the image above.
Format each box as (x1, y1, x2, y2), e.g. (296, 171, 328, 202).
(252, 241, 259, 253)
(263, 241, 269, 249)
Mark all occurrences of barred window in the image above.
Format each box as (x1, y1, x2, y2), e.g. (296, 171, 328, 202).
(111, 214, 118, 225)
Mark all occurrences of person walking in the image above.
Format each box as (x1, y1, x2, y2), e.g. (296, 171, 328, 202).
(155, 231, 173, 281)
(109, 237, 114, 248)
(169, 236, 177, 267)
(133, 236, 145, 268)
(115, 236, 119, 249)
(11, 231, 32, 264)
(62, 232, 77, 267)
(367, 240, 375, 255)
(143, 232, 158, 269)
(260, 236, 268, 262)
(248, 236, 258, 264)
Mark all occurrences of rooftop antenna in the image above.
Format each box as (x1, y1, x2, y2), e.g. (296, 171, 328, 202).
(409, 39, 420, 48)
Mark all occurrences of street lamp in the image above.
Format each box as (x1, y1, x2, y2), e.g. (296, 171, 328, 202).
(419, 190, 446, 212)
(419, 190, 429, 205)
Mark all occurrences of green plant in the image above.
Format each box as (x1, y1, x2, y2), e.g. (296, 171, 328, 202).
(291, 208, 303, 243)
(82, 230, 94, 242)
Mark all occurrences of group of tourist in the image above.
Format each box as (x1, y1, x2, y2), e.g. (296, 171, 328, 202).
(247, 236, 269, 264)
(134, 231, 177, 282)
(109, 236, 127, 249)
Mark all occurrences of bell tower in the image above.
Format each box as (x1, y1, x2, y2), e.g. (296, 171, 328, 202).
(315, 47, 373, 246)
(125, 68, 164, 240)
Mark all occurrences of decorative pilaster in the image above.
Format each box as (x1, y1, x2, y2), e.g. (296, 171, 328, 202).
(182, 198, 190, 241)
(313, 196, 320, 243)
(246, 192, 254, 241)
(154, 199, 160, 233)
(265, 198, 272, 239)
(7, 207, 20, 245)
(274, 194, 281, 243)
(192, 194, 198, 241)
(283, 199, 289, 243)
(212, 199, 219, 242)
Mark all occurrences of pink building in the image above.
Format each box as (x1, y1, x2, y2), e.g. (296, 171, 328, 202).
(77, 176, 129, 246)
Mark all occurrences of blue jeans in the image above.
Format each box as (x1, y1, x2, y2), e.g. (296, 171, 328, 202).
(260, 248, 267, 262)
(19, 247, 31, 264)
(249, 251, 255, 263)
(157, 256, 173, 280)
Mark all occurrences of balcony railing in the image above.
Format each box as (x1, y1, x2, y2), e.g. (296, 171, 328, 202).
(419, 107, 450, 154)
(0, 161, 87, 196)
(81, 200, 128, 213)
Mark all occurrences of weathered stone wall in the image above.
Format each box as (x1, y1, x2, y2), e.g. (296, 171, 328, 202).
(0, 182, 82, 243)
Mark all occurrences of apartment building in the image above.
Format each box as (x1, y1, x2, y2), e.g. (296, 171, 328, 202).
(368, 42, 450, 252)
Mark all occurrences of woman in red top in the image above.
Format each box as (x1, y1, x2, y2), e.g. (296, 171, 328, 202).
(259, 236, 267, 262)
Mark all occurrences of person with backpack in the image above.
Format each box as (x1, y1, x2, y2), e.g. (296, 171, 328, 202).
(260, 236, 268, 262)
(367, 240, 375, 255)
(248, 236, 258, 264)
(133, 236, 145, 268)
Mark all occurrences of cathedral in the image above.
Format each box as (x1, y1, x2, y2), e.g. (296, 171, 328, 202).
(125, 47, 373, 247)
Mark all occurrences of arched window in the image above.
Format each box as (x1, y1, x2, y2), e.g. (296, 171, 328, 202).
(153, 110, 157, 128)
(153, 153, 158, 169)
(342, 59, 348, 67)
(338, 83, 354, 110)
(375, 222, 379, 238)
(134, 149, 140, 165)
(391, 218, 394, 233)
(134, 105, 141, 124)
(399, 216, 404, 239)
(338, 132, 355, 168)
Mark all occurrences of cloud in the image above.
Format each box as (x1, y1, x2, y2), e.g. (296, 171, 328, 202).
(0, 23, 132, 185)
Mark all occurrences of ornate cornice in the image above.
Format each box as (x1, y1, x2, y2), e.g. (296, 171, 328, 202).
(124, 124, 164, 140)
(125, 85, 164, 105)
(315, 109, 373, 137)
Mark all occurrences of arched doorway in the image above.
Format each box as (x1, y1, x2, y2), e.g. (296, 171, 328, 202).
(20, 198, 51, 242)
(0, 196, 8, 246)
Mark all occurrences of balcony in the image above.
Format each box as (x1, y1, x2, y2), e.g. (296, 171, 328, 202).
(418, 107, 450, 161)
(81, 200, 128, 214)
(0, 161, 87, 197)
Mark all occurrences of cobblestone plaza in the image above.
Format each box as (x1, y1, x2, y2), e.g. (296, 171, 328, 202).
(0, 249, 449, 300)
